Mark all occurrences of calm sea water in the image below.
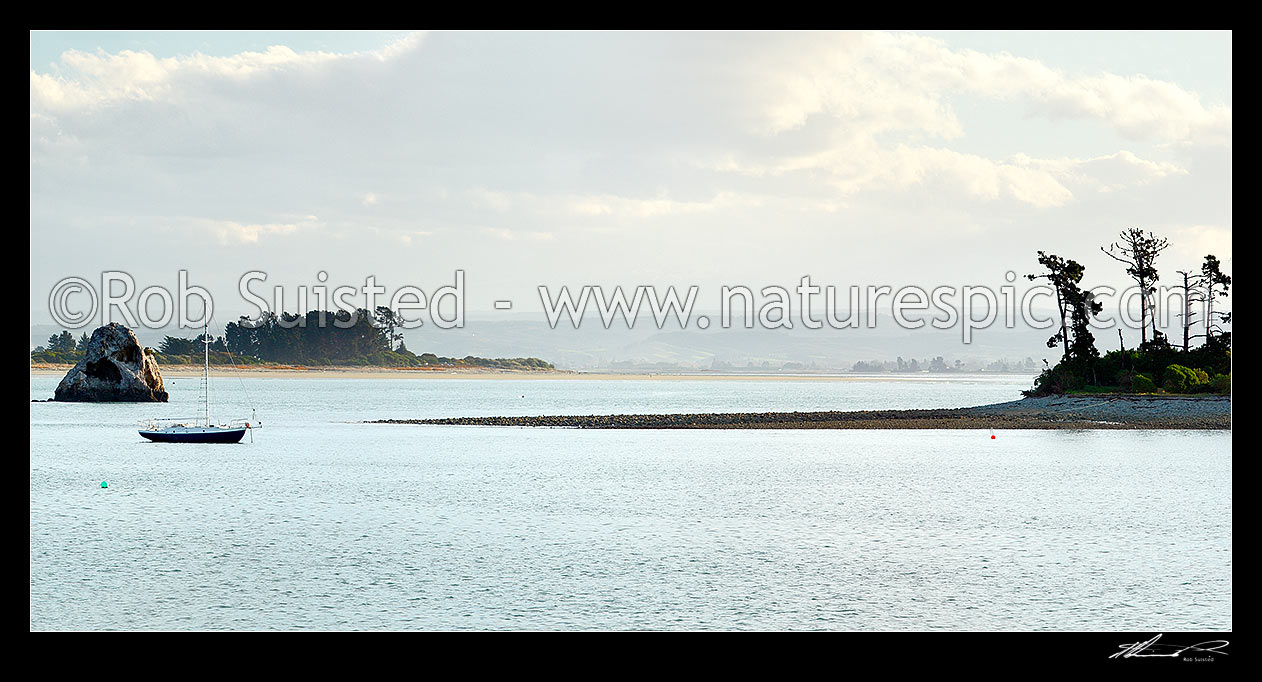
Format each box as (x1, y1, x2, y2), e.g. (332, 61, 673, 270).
(29, 374, 1232, 631)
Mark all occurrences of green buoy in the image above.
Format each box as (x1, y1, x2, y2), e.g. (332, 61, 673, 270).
(101, 481, 108, 488)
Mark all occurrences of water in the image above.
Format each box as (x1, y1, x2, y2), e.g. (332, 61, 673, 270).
(29, 374, 1232, 630)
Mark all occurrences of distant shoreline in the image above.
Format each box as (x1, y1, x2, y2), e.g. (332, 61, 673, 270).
(29, 363, 1037, 382)
(371, 395, 1231, 430)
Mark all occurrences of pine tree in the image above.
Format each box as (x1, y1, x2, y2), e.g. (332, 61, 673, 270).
(1101, 228, 1169, 343)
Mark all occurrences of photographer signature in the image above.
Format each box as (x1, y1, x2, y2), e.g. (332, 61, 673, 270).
(1110, 634, 1229, 659)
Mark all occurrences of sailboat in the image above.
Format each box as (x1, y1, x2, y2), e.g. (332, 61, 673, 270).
(139, 321, 259, 444)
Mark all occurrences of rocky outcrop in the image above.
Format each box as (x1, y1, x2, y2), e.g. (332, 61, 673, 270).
(53, 323, 168, 402)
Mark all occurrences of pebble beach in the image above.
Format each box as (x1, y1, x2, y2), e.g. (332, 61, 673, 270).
(373, 394, 1231, 430)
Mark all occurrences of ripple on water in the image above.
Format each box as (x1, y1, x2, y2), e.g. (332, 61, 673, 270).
(30, 376, 1231, 630)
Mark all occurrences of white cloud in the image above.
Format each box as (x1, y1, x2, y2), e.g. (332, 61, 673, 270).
(1031, 72, 1231, 145)
(739, 32, 1229, 146)
(471, 189, 750, 220)
(27, 31, 1230, 315)
(1000, 150, 1187, 199)
(708, 142, 1077, 208)
(185, 215, 319, 245)
(1168, 224, 1232, 265)
(480, 228, 555, 241)
(698, 32, 1227, 208)
(30, 34, 425, 114)
(395, 229, 433, 246)
(565, 193, 742, 218)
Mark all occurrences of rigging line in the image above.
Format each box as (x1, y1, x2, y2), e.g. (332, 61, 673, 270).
(224, 344, 257, 414)
(207, 311, 256, 415)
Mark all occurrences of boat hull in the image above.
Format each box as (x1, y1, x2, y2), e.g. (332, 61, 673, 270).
(139, 427, 247, 443)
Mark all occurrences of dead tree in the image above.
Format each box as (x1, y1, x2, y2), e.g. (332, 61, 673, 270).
(1101, 228, 1169, 344)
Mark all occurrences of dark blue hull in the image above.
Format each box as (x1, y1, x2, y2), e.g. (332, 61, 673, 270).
(139, 428, 247, 443)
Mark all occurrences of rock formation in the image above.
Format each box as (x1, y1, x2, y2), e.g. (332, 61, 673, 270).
(53, 323, 168, 402)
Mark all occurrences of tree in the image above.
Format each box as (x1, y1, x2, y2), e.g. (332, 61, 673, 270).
(1027, 252, 1089, 362)
(76, 333, 89, 352)
(159, 336, 199, 355)
(1027, 251, 1102, 387)
(1174, 269, 1204, 352)
(374, 306, 403, 351)
(47, 331, 76, 353)
(225, 316, 261, 357)
(1065, 284, 1103, 379)
(210, 308, 547, 369)
(1201, 254, 1231, 341)
(1101, 228, 1169, 344)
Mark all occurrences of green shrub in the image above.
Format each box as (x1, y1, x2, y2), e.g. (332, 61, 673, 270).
(1131, 373, 1157, 393)
(1162, 366, 1189, 392)
(1024, 364, 1086, 396)
(1097, 350, 1143, 386)
(1163, 364, 1209, 393)
(1208, 373, 1231, 395)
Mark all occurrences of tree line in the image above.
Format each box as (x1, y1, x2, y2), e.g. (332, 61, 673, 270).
(31, 306, 555, 371)
(221, 307, 553, 369)
(1026, 228, 1230, 395)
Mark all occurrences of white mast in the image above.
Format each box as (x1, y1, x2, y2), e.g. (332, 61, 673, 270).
(203, 317, 210, 427)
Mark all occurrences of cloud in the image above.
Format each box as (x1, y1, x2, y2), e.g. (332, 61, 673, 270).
(30, 31, 1227, 214)
(480, 228, 555, 241)
(185, 215, 319, 245)
(715, 143, 1077, 208)
(395, 229, 433, 246)
(1168, 224, 1232, 265)
(28, 31, 1230, 315)
(564, 193, 738, 218)
(695, 32, 1227, 208)
(470, 189, 747, 220)
(1027, 150, 1187, 193)
(738, 32, 1230, 146)
(29, 34, 425, 113)
(1030, 72, 1231, 145)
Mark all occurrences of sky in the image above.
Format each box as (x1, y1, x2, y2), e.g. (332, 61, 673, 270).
(30, 30, 1232, 340)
